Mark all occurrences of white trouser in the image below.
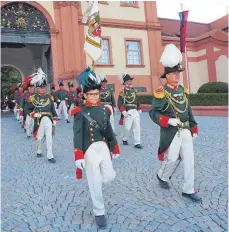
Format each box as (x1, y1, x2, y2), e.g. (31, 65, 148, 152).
(158, 129, 195, 194)
(13, 104, 18, 118)
(85, 141, 116, 216)
(58, 100, 68, 120)
(25, 115, 34, 136)
(123, 109, 141, 145)
(54, 102, 60, 118)
(36, 116, 54, 159)
(68, 103, 75, 122)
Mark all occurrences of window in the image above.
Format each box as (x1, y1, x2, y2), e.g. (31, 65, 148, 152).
(134, 87, 147, 92)
(97, 39, 110, 64)
(126, 41, 141, 65)
(122, 1, 136, 3)
(107, 84, 115, 92)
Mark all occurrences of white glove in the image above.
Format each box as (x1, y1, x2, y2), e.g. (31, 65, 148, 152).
(192, 133, 198, 140)
(75, 159, 85, 170)
(114, 107, 118, 112)
(168, 118, 181, 127)
(112, 154, 120, 159)
(122, 110, 128, 118)
(53, 120, 57, 126)
(57, 99, 61, 102)
(138, 110, 142, 114)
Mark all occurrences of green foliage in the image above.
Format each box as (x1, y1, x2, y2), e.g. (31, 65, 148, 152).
(138, 93, 228, 106)
(1, 66, 21, 98)
(189, 93, 228, 106)
(197, 82, 228, 93)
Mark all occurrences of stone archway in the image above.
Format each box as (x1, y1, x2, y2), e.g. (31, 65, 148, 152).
(1, 1, 58, 81)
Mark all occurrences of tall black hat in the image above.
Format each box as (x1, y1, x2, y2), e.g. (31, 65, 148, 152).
(160, 44, 184, 78)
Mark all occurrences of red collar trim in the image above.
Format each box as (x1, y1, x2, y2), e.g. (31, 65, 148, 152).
(166, 82, 179, 91)
(85, 100, 101, 106)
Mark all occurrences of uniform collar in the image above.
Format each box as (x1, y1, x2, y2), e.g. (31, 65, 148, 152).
(165, 82, 179, 91)
(85, 100, 101, 107)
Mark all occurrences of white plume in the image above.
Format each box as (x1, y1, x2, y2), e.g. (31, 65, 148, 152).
(117, 71, 127, 83)
(30, 68, 47, 86)
(160, 44, 182, 68)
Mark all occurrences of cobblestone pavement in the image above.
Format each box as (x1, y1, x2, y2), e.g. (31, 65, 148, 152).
(1, 112, 228, 232)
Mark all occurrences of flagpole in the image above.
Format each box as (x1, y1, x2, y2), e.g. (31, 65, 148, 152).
(181, 3, 191, 92)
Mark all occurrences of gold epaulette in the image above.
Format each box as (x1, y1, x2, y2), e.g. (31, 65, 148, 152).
(153, 86, 165, 99)
(27, 95, 34, 103)
(184, 87, 189, 95)
(49, 94, 54, 101)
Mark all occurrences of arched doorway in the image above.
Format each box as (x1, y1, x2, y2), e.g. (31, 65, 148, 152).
(1, 2, 53, 84)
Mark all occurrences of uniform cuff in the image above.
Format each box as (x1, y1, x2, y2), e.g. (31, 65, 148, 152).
(159, 115, 170, 128)
(114, 144, 120, 154)
(191, 125, 198, 134)
(74, 149, 84, 160)
(137, 106, 142, 110)
(119, 106, 125, 113)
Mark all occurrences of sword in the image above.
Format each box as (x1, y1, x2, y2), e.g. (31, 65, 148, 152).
(169, 159, 181, 179)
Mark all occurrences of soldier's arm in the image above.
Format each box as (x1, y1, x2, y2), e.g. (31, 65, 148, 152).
(118, 91, 126, 114)
(184, 88, 198, 134)
(149, 87, 170, 128)
(110, 90, 117, 108)
(73, 110, 84, 160)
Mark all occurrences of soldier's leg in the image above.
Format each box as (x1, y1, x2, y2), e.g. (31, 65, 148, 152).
(36, 118, 45, 155)
(122, 113, 134, 142)
(68, 104, 74, 121)
(100, 142, 116, 183)
(85, 143, 105, 216)
(58, 101, 63, 119)
(26, 115, 32, 136)
(158, 132, 182, 181)
(180, 129, 195, 194)
(54, 102, 60, 119)
(43, 116, 54, 159)
(62, 101, 68, 120)
(132, 112, 141, 145)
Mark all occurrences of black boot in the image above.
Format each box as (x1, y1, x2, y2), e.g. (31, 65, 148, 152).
(48, 158, 56, 163)
(123, 140, 128, 145)
(37, 153, 42, 158)
(157, 174, 170, 189)
(95, 215, 107, 228)
(182, 192, 202, 202)
(66, 119, 70, 123)
(27, 135, 31, 139)
(134, 144, 143, 149)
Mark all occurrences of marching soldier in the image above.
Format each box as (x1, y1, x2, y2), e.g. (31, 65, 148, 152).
(29, 68, 57, 163)
(67, 81, 78, 122)
(117, 73, 143, 149)
(13, 83, 23, 121)
(55, 80, 69, 123)
(100, 75, 117, 130)
(72, 67, 120, 228)
(50, 84, 60, 119)
(12, 84, 19, 120)
(149, 44, 201, 202)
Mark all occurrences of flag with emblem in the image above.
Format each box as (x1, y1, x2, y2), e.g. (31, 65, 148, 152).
(82, 1, 102, 62)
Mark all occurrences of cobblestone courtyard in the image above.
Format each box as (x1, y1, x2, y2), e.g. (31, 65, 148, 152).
(1, 112, 228, 232)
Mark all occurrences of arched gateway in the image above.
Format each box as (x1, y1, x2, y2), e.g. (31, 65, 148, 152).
(1, 2, 55, 84)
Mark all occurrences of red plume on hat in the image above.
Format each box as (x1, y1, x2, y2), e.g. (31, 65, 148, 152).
(22, 75, 33, 90)
(12, 85, 18, 91)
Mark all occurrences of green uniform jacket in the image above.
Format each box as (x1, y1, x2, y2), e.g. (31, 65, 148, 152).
(29, 94, 58, 137)
(100, 87, 116, 108)
(149, 84, 198, 161)
(117, 88, 141, 124)
(73, 103, 117, 155)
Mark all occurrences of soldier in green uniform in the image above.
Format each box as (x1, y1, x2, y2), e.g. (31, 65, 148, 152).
(29, 68, 57, 163)
(55, 80, 69, 123)
(50, 84, 60, 119)
(12, 84, 19, 120)
(67, 81, 78, 122)
(72, 67, 120, 228)
(117, 73, 143, 149)
(100, 75, 117, 130)
(149, 44, 201, 202)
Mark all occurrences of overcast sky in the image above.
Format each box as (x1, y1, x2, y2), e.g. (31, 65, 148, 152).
(156, 0, 228, 23)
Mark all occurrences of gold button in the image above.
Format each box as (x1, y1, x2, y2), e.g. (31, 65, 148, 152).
(90, 128, 93, 131)
(104, 117, 106, 119)
(91, 133, 93, 136)
(88, 113, 90, 115)
(103, 137, 105, 140)
(92, 138, 94, 141)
